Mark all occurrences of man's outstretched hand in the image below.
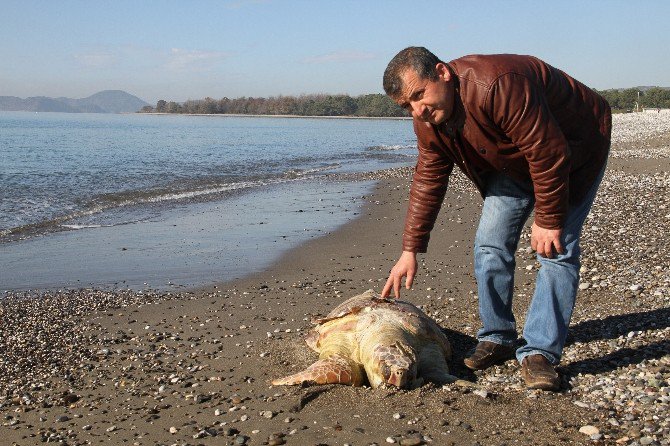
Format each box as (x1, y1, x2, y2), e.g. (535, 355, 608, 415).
(530, 222, 564, 258)
(381, 251, 418, 299)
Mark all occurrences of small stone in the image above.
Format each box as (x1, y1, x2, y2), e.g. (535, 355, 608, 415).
(399, 435, 423, 446)
(106, 425, 118, 432)
(82, 425, 92, 431)
(234, 434, 249, 445)
(206, 428, 218, 437)
(393, 413, 403, 420)
(628, 427, 641, 438)
(386, 437, 396, 444)
(260, 410, 275, 419)
(224, 427, 239, 436)
(193, 430, 207, 439)
(56, 415, 70, 422)
(195, 394, 211, 404)
(639, 437, 655, 446)
(579, 425, 599, 436)
(169, 426, 178, 434)
(579, 282, 590, 290)
(215, 408, 222, 416)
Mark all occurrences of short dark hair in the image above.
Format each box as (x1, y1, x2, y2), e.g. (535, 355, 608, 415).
(383, 47, 443, 99)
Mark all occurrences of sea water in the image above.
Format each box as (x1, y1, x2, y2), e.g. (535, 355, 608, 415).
(0, 112, 416, 290)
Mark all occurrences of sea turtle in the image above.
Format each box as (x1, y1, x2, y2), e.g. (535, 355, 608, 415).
(272, 290, 470, 389)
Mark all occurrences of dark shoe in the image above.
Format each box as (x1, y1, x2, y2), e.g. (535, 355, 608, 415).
(521, 354, 561, 391)
(463, 341, 515, 370)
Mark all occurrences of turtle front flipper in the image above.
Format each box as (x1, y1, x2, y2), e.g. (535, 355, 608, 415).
(417, 343, 479, 388)
(272, 354, 365, 386)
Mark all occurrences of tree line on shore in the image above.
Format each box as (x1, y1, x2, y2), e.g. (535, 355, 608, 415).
(596, 87, 670, 111)
(140, 94, 407, 117)
(139, 87, 670, 117)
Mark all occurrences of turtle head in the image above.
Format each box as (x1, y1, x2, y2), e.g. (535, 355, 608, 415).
(367, 342, 417, 388)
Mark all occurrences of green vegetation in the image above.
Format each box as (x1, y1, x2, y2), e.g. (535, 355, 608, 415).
(595, 87, 670, 111)
(139, 88, 670, 117)
(140, 94, 408, 117)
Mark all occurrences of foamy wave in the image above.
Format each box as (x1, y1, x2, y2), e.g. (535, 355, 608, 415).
(283, 164, 341, 178)
(2, 176, 308, 241)
(60, 224, 103, 229)
(365, 144, 415, 151)
(144, 180, 268, 203)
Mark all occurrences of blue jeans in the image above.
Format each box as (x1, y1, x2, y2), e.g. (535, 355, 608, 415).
(473, 166, 606, 365)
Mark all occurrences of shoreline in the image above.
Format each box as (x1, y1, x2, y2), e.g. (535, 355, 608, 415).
(135, 111, 412, 121)
(0, 175, 392, 292)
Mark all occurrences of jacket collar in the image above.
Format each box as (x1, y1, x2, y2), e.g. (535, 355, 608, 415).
(441, 63, 466, 135)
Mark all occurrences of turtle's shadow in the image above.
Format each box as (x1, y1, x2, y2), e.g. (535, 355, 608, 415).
(441, 328, 479, 380)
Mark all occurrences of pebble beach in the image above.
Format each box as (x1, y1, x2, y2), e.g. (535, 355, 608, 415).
(1, 111, 669, 446)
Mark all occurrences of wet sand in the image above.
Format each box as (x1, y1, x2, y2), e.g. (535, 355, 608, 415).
(2, 117, 669, 445)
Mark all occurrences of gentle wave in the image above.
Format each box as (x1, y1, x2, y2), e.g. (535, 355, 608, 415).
(60, 224, 104, 229)
(365, 144, 415, 151)
(1, 172, 323, 241)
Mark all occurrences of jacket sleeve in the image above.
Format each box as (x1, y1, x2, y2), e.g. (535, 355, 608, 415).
(488, 73, 570, 229)
(402, 129, 454, 253)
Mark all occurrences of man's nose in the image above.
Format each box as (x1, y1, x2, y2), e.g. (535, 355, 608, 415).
(411, 102, 427, 119)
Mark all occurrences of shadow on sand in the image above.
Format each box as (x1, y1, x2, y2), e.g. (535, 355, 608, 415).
(442, 328, 480, 381)
(442, 307, 670, 384)
(561, 307, 670, 381)
(566, 307, 670, 344)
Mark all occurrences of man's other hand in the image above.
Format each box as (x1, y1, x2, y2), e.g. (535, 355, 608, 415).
(381, 251, 418, 299)
(530, 222, 564, 258)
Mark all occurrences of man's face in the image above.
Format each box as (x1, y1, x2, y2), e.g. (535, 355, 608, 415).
(395, 63, 454, 125)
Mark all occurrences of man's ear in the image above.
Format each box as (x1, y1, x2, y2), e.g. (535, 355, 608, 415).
(436, 63, 451, 81)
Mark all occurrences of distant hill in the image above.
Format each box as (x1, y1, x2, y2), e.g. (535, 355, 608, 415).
(0, 90, 149, 113)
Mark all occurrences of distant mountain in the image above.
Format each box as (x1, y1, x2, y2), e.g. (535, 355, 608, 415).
(0, 90, 149, 113)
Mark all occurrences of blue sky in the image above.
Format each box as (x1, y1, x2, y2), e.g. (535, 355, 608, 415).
(1, 0, 669, 104)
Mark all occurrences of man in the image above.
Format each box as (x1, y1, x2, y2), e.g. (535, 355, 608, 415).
(380, 47, 611, 391)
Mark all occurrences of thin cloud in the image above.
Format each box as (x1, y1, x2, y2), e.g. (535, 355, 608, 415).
(303, 50, 377, 64)
(225, 0, 270, 9)
(74, 51, 117, 68)
(73, 45, 160, 71)
(165, 48, 231, 72)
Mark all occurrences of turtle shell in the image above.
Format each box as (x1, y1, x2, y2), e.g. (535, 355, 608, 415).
(311, 289, 379, 324)
(307, 290, 451, 360)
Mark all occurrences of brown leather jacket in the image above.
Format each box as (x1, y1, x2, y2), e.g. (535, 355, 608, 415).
(403, 54, 612, 253)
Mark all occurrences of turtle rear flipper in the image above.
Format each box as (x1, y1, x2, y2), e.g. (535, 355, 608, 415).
(272, 355, 365, 386)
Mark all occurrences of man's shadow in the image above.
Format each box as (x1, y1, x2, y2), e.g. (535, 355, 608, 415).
(560, 307, 670, 381)
(443, 307, 670, 383)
